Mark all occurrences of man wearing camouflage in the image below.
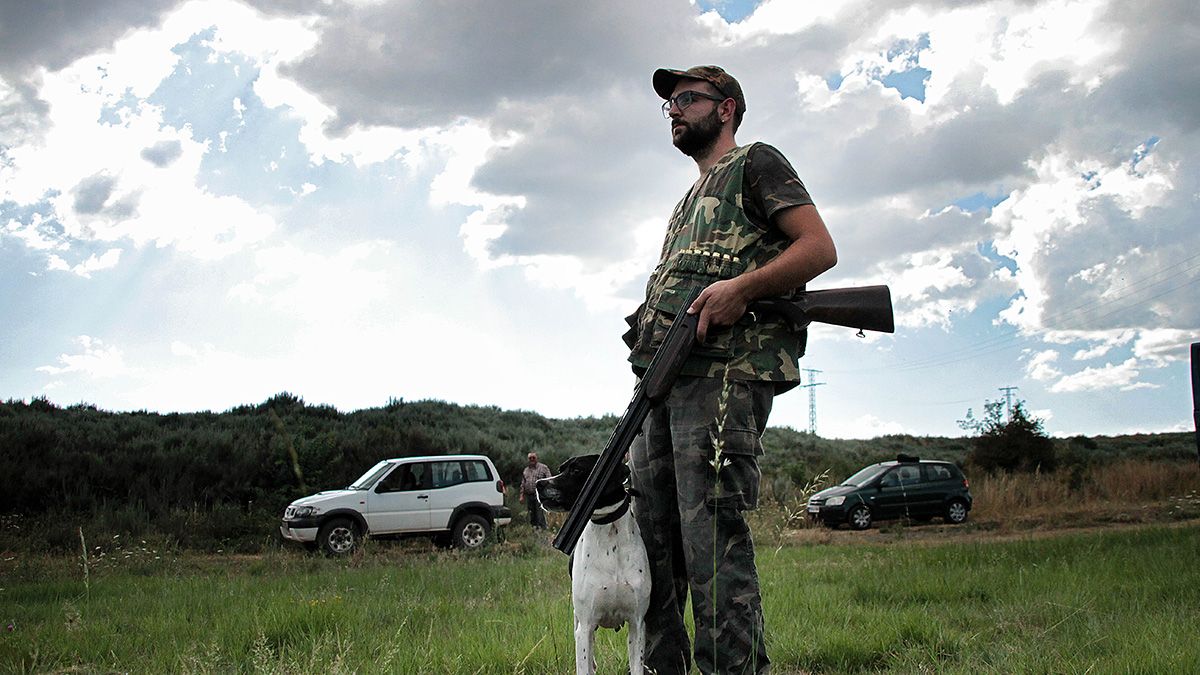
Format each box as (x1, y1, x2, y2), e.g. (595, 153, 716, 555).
(626, 66, 837, 674)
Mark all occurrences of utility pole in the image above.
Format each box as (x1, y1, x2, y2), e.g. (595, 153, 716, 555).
(1191, 343, 1198, 463)
(999, 386, 1019, 422)
(798, 368, 825, 435)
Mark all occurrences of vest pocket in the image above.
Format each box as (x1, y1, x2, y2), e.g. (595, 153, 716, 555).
(643, 271, 734, 358)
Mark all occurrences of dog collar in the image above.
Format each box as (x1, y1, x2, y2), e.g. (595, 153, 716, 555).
(589, 491, 632, 525)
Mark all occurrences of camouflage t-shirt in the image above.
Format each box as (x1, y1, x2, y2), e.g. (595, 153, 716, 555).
(626, 143, 815, 387)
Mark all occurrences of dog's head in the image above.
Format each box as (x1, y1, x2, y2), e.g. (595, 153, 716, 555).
(535, 454, 630, 513)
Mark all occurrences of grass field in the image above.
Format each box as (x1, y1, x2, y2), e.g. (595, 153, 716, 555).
(3, 519, 1199, 674)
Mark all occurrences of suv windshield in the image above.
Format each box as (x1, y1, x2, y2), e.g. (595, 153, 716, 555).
(842, 464, 889, 487)
(349, 461, 392, 490)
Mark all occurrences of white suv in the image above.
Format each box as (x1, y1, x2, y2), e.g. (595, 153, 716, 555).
(279, 454, 512, 555)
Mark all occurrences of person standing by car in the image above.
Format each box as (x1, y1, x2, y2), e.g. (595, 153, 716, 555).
(519, 452, 551, 528)
(627, 65, 837, 675)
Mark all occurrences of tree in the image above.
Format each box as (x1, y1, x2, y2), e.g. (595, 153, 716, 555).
(958, 399, 1056, 473)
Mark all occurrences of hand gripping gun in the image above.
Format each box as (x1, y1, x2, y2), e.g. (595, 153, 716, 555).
(551, 284, 896, 555)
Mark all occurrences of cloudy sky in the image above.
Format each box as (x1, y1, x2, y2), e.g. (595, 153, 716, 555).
(2, 0, 1197, 439)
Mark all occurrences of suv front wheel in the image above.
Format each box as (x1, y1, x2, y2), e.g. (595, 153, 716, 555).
(451, 514, 491, 549)
(318, 517, 360, 556)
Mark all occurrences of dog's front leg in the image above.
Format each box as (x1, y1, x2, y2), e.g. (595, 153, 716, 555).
(574, 617, 596, 675)
(627, 613, 646, 675)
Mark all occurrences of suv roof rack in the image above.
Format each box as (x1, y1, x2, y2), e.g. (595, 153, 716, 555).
(896, 453, 920, 463)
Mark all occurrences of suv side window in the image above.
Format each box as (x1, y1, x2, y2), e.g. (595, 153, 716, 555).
(464, 460, 492, 482)
(376, 463, 430, 493)
(431, 461, 466, 489)
(923, 464, 953, 482)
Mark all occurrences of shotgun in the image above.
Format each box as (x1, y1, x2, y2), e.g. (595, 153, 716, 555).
(551, 284, 895, 555)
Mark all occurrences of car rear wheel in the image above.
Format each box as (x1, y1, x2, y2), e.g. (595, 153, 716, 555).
(318, 517, 360, 556)
(848, 505, 872, 530)
(946, 499, 969, 524)
(451, 514, 491, 549)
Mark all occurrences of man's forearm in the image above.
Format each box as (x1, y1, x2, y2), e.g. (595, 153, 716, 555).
(735, 236, 837, 299)
(690, 204, 837, 340)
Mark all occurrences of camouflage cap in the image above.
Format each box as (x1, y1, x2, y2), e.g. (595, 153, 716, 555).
(653, 65, 746, 116)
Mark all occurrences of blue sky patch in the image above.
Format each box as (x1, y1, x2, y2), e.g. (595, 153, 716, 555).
(978, 240, 1018, 275)
(952, 191, 1007, 213)
(882, 67, 931, 102)
(695, 0, 759, 22)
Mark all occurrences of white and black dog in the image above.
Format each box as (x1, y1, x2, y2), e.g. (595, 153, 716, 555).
(536, 455, 650, 675)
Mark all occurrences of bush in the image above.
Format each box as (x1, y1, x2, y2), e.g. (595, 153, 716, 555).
(960, 400, 1056, 473)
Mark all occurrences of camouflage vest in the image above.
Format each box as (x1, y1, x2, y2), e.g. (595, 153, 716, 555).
(628, 143, 806, 385)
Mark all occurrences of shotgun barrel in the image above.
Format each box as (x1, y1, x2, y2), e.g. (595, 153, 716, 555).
(551, 287, 702, 555)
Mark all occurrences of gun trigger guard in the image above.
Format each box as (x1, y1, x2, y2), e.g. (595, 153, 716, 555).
(856, 328, 866, 338)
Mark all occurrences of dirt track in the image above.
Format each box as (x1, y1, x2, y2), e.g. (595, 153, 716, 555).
(780, 509, 1200, 548)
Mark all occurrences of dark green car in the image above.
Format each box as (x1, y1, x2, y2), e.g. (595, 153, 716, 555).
(807, 455, 972, 530)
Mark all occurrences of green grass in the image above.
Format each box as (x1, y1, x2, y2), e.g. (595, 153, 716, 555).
(3, 524, 1199, 673)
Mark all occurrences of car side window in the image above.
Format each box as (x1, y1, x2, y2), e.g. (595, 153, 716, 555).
(431, 461, 466, 489)
(924, 464, 953, 482)
(882, 465, 920, 488)
(376, 463, 429, 493)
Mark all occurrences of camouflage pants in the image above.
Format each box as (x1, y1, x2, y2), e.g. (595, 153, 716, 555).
(630, 375, 772, 675)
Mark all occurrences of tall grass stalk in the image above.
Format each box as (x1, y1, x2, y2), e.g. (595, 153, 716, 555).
(77, 526, 89, 599)
(707, 363, 734, 672)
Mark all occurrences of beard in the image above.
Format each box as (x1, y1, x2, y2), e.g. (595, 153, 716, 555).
(671, 106, 722, 157)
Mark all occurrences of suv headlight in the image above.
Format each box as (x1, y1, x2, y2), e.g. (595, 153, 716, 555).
(825, 496, 845, 507)
(293, 505, 320, 518)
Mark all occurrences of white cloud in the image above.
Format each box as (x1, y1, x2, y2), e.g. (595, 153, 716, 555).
(842, 413, 908, 438)
(3, 213, 66, 251)
(1025, 349, 1062, 381)
(228, 240, 395, 321)
(0, 0, 298, 265)
(1133, 329, 1195, 366)
(36, 336, 131, 379)
(699, 0, 861, 42)
(992, 145, 1178, 333)
(46, 248, 123, 278)
(1048, 357, 1155, 392)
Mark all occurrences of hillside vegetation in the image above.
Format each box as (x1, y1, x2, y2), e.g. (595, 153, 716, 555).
(1, 393, 1195, 552)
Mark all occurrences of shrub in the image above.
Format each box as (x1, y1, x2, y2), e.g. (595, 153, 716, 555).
(960, 400, 1056, 473)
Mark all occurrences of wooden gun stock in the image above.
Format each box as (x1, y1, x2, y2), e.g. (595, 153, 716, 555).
(749, 285, 894, 334)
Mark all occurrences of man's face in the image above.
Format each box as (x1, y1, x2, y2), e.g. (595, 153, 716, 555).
(528, 455, 538, 465)
(668, 80, 724, 157)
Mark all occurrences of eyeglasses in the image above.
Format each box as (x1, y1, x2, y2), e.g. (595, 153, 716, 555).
(661, 90, 727, 118)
